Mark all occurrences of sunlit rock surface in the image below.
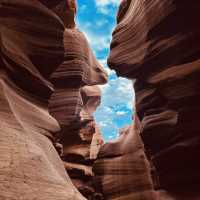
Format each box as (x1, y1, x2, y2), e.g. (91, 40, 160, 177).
(0, 0, 85, 199)
(93, 117, 156, 200)
(0, 0, 106, 199)
(107, 0, 200, 199)
(2, 0, 199, 199)
(49, 28, 107, 127)
(55, 86, 105, 199)
(48, 4, 107, 198)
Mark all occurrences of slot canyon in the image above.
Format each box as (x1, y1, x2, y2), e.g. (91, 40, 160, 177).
(0, 0, 200, 200)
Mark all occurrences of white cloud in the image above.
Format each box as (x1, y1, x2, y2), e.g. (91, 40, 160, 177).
(77, 22, 111, 54)
(76, 1, 134, 141)
(94, 72, 135, 141)
(95, 0, 120, 6)
(94, 0, 120, 15)
(116, 111, 127, 116)
(103, 77, 134, 109)
(108, 135, 114, 139)
(96, 19, 109, 27)
(84, 31, 110, 51)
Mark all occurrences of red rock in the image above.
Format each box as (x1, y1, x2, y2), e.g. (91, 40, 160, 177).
(108, 0, 200, 198)
(48, 20, 107, 198)
(0, 0, 87, 199)
(80, 86, 102, 122)
(0, 0, 106, 199)
(59, 86, 105, 199)
(93, 118, 156, 200)
(90, 125, 104, 160)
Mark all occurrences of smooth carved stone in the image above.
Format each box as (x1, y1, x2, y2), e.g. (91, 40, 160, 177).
(79, 121, 96, 142)
(64, 162, 93, 178)
(62, 124, 104, 200)
(60, 96, 104, 199)
(108, 0, 200, 79)
(60, 87, 104, 199)
(80, 86, 101, 122)
(55, 85, 104, 161)
(39, 0, 77, 28)
(48, 21, 107, 198)
(90, 125, 104, 160)
(49, 28, 107, 127)
(0, 0, 86, 199)
(51, 28, 107, 86)
(93, 120, 156, 200)
(108, 0, 200, 198)
(50, 70, 105, 199)
(49, 87, 82, 127)
(0, 0, 65, 100)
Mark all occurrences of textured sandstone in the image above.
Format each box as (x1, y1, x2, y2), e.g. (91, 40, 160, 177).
(3, 0, 199, 199)
(0, 1, 86, 199)
(58, 86, 105, 199)
(93, 118, 156, 200)
(0, 0, 106, 199)
(107, 0, 200, 199)
(48, 23, 107, 199)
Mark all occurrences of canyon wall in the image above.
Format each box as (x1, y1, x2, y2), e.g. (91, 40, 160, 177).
(93, 117, 156, 200)
(0, 0, 106, 199)
(50, 85, 105, 199)
(1, 0, 200, 200)
(48, 13, 107, 198)
(96, 0, 200, 199)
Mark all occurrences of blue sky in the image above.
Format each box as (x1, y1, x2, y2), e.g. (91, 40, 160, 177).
(77, 0, 134, 141)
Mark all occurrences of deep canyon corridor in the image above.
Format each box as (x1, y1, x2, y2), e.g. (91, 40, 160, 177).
(0, 0, 200, 200)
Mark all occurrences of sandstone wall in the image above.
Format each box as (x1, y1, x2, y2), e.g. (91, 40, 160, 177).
(0, 0, 106, 199)
(93, 118, 156, 200)
(94, 0, 200, 199)
(48, 15, 107, 199)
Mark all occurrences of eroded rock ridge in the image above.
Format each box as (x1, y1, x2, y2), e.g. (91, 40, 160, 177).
(93, 0, 200, 199)
(0, 0, 107, 199)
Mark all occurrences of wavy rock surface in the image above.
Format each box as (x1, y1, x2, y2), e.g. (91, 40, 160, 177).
(57, 86, 105, 199)
(48, 23, 107, 199)
(0, 0, 106, 199)
(108, 0, 200, 199)
(58, 86, 105, 199)
(93, 119, 156, 200)
(0, 1, 86, 199)
(49, 27, 107, 128)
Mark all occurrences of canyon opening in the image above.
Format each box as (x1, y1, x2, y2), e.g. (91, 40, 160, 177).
(0, 0, 199, 200)
(76, 0, 135, 142)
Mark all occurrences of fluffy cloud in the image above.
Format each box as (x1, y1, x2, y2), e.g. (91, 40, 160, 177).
(95, 0, 120, 6)
(94, 67, 135, 141)
(83, 30, 111, 52)
(77, 0, 135, 141)
(77, 16, 113, 57)
(94, 0, 120, 15)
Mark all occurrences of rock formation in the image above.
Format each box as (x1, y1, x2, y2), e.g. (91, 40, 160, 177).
(105, 0, 200, 199)
(58, 86, 105, 199)
(93, 117, 156, 200)
(2, 0, 199, 199)
(48, 1, 107, 199)
(0, 0, 106, 199)
(48, 2, 107, 198)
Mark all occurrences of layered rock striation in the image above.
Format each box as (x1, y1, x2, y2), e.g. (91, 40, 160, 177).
(93, 117, 156, 200)
(0, 0, 106, 199)
(106, 0, 200, 199)
(0, 1, 84, 199)
(48, 1, 107, 199)
(59, 86, 105, 199)
(2, 0, 199, 199)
